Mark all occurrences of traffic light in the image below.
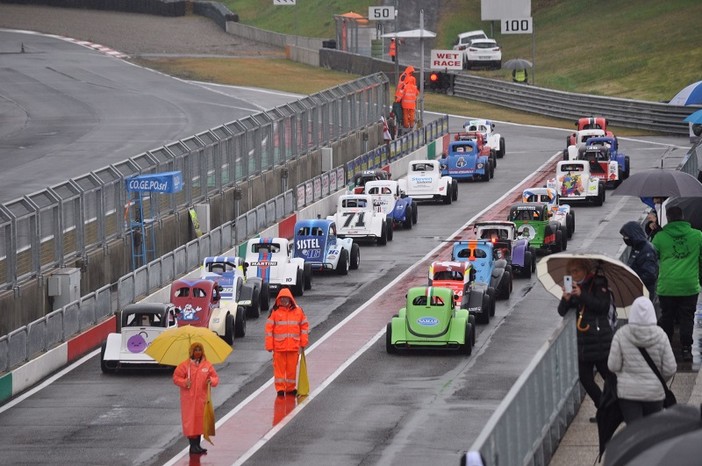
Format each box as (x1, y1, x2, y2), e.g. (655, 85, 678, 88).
(427, 71, 451, 93)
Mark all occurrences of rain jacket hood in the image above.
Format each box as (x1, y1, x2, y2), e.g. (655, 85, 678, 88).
(626, 296, 661, 346)
(273, 287, 299, 309)
(188, 342, 207, 360)
(620, 221, 648, 247)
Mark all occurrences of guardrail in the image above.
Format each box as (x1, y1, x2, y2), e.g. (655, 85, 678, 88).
(452, 74, 701, 136)
(0, 116, 449, 375)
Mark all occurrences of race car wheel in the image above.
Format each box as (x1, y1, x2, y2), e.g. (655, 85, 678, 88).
(499, 271, 512, 300)
(560, 226, 568, 251)
(403, 205, 413, 229)
(623, 156, 630, 179)
(478, 293, 491, 324)
(487, 287, 497, 317)
(387, 221, 394, 241)
(303, 263, 313, 290)
(412, 201, 418, 224)
(100, 343, 117, 374)
(247, 290, 261, 319)
(260, 282, 271, 312)
(224, 313, 234, 344)
(554, 229, 564, 253)
(350, 243, 361, 270)
(378, 221, 388, 245)
(443, 186, 452, 205)
(468, 315, 477, 346)
(497, 137, 506, 158)
(386, 323, 397, 354)
(459, 321, 473, 356)
(293, 269, 305, 296)
(522, 251, 533, 279)
(567, 212, 575, 238)
(336, 248, 350, 275)
(452, 179, 458, 201)
(234, 307, 246, 339)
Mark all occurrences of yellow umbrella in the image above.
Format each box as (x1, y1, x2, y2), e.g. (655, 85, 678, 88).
(144, 325, 232, 366)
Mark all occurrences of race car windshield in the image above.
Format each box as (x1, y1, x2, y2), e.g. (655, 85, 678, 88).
(412, 296, 445, 306)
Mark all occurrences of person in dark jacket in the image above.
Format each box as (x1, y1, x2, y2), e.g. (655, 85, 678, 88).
(558, 258, 614, 419)
(620, 221, 659, 299)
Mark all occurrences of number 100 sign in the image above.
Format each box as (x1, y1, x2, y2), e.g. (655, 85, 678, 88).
(501, 17, 533, 34)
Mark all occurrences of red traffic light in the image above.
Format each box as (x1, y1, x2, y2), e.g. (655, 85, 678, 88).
(430, 72, 439, 82)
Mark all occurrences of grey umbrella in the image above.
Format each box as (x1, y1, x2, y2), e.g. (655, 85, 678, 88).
(503, 58, 533, 70)
(666, 196, 702, 229)
(612, 168, 702, 198)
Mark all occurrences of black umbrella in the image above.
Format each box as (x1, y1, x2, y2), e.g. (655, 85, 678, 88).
(503, 58, 533, 70)
(612, 169, 702, 198)
(604, 404, 702, 466)
(666, 196, 702, 230)
(596, 373, 623, 461)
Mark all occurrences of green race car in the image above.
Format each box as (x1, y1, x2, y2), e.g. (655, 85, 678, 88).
(508, 202, 567, 254)
(386, 286, 473, 355)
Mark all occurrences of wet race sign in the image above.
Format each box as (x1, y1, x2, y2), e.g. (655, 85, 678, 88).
(430, 50, 462, 71)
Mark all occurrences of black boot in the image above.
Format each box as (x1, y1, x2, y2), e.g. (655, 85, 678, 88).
(189, 437, 205, 454)
(197, 435, 207, 453)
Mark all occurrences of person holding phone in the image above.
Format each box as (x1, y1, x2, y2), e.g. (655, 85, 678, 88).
(558, 258, 614, 421)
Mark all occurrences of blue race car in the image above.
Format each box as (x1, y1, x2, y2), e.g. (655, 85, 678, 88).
(292, 218, 360, 274)
(364, 179, 418, 230)
(439, 139, 492, 182)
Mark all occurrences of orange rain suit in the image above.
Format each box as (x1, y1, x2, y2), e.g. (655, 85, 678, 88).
(389, 38, 396, 62)
(400, 76, 418, 129)
(173, 343, 220, 437)
(265, 288, 309, 393)
(394, 65, 415, 103)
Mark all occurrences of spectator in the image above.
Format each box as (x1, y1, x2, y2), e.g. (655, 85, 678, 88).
(607, 296, 676, 424)
(620, 221, 659, 300)
(558, 258, 615, 421)
(651, 205, 702, 362)
(386, 112, 397, 140)
(512, 68, 528, 84)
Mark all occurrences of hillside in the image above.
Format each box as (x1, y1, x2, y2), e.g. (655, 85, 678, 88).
(224, 0, 702, 102)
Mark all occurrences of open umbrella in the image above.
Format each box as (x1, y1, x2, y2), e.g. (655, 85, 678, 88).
(536, 252, 648, 319)
(612, 168, 702, 198)
(503, 58, 533, 70)
(669, 80, 702, 106)
(145, 325, 232, 366)
(666, 196, 702, 230)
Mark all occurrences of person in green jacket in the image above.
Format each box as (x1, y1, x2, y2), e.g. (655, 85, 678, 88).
(651, 205, 702, 362)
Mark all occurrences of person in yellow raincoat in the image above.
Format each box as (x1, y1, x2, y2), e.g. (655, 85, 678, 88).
(265, 288, 309, 396)
(173, 342, 220, 455)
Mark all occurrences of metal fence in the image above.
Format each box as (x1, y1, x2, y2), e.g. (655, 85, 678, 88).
(452, 74, 701, 136)
(0, 115, 449, 374)
(0, 73, 389, 290)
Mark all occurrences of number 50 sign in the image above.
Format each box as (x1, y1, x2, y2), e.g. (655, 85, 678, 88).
(501, 17, 533, 34)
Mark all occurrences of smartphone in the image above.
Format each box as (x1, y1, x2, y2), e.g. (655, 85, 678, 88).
(563, 275, 573, 293)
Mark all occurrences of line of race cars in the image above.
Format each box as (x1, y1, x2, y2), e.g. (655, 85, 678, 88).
(100, 116, 617, 370)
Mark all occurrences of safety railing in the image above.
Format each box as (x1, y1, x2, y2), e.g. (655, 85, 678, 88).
(0, 115, 450, 374)
(0, 73, 389, 290)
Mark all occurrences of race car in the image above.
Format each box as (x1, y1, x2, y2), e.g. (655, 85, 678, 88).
(328, 193, 392, 244)
(522, 187, 575, 238)
(507, 203, 567, 254)
(365, 179, 418, 230)
(473, 220, 536, 278)
(568, 116, 616, 144)
(348, 168, 391, 194)
(547, 160, 606, 206)
(463, 118, 506, 158)
(453, 130, 497, 171)
(244, 237, 312, 297)
(563, 128, 606, 160)
(439, 139, 493, 182)
(292, 218, 360, 275)
(170, 277, 246, 344)
(400, 159, 457, 204)
(386, 286, 473, 355)
(428, 260, 482, 333)
(100, 303, 180, 373)
(580, 136, 630, 184)
(201, 255, 270, 319)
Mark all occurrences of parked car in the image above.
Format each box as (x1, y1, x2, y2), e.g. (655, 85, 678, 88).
(348, 169, 391, 194)
(453, 30, 489, 68)
(328, 193, 391, 245)
(292, 218, 360, 274)
(465, 38, 502, 70)
(200, 255, 270, 319)
(244, 237, 312, 297)
(473, 220, 536, 278)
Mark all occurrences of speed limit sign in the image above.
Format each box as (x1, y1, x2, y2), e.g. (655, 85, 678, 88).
(501, 17, 533, 34)
(368, 6, 395, 21)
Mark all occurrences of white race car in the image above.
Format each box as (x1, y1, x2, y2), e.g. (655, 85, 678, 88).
(522, 187, 575, 238)
(564, 128, 605, 160)
(365, 179, 418, 230)
(547, 160, 606, 206)
(463, 119, 506, 158)
(328, 193, 392, 245)
(201, 256, 270, 318)
(400, 159, 457, 204)
(244, 237, 312, 297)
(101, 303, 180, 373)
